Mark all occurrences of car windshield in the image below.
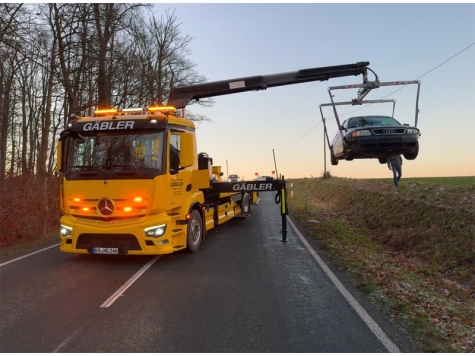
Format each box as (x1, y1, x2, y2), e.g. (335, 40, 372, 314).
(67, 131, 165, 172)
(348, 116, 401, 128)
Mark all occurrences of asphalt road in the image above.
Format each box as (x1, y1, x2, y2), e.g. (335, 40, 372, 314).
(0, 192, 414, 352)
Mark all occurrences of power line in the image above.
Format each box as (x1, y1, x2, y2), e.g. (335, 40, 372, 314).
(327, 41, 475, 118)
(276, 120, 322, 151)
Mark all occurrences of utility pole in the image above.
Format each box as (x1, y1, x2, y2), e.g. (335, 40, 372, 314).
(323, 117, 326, 178)
(272, 149, 279, 180)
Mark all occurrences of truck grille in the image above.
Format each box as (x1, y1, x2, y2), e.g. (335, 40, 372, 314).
(76, 233, 141, 251)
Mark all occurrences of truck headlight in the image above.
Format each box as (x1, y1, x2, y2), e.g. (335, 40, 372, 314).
(144, 224, 167, 238)
(352, 130, 371, 137)
(60, 225, 72, 237)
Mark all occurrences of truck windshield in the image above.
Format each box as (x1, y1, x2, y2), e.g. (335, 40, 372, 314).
(67, 131, 165, 172)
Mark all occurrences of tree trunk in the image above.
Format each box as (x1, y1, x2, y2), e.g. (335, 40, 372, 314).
(37, 38, 57, 236)
(0, 66, 14, 198)
(94, 3, 113, 109)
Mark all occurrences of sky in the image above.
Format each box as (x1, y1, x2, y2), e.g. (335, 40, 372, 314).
(154, 3, 475, 180)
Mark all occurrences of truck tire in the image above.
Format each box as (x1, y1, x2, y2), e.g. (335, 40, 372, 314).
(186, 209, 202, 253)
(378, 157, 388, 164)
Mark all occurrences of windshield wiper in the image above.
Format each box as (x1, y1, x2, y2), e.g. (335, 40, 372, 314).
(69, 165, 107, 178)
(69, 165, 146, 178)
(99, 165, 146, 178)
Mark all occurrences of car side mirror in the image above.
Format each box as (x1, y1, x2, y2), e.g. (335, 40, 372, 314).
(340, 125, 346, 131)
(403, 123, 409, 126)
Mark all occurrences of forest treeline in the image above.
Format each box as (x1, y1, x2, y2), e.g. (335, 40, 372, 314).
(0, 3, 210, 241)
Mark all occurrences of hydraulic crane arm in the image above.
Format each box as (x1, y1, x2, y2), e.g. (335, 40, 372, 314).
(167, 61, 371, 109)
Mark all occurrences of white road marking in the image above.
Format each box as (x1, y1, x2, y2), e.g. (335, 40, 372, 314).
(100, 255, 161, 308)
(287, 216, 401, 353)
(53, 323, 84, 353)
(0, 243, 60, 267)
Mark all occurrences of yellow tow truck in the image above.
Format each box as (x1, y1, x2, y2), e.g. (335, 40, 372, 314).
(56, 61, 371, 255)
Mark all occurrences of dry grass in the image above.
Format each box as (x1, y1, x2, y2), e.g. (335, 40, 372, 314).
(0, 177, 61, 248)
(288, 176, 474, 352)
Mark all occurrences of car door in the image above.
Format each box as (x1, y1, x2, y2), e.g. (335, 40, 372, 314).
(332, 120, 347, 157)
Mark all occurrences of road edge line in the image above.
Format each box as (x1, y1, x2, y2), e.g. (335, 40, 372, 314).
(0, 243, 61, 268)
(287, 216, 400, 353)
(52, 323, 84, 353)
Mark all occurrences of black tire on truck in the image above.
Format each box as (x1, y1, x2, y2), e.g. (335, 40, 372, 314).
(186, 209, 202, 252)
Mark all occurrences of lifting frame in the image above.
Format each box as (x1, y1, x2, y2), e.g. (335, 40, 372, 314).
(319, 79, 421, 156)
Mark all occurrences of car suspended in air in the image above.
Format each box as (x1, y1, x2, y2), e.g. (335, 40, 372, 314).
(320, 71, 422, 165)
(330, 114, 420, 165)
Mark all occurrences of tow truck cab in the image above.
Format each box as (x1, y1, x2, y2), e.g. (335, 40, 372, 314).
(56, 106, 219, 255)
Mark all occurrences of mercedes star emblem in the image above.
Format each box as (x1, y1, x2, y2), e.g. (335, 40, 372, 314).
(97, 198, 114, 216)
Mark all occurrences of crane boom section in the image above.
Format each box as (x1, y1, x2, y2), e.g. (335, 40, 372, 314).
(168, 62, 370, 108)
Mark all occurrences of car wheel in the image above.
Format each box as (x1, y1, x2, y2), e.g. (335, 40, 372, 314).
(186, 210, 202, 252)
(404, 142, 419, 160)
(330, 150, 339, 166)
(378, 157, 388, 164)
(343, 151, 354, 161)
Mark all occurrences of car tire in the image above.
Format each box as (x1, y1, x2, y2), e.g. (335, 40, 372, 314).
(344, 151, 354, 161)
(378, 157, 388, 164)
(404, 142, 419, 160)
(186, 209, 202, 253)
(330, 150, 339, 166)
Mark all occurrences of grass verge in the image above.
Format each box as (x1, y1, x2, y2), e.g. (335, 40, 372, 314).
(288, 176, 474, 352)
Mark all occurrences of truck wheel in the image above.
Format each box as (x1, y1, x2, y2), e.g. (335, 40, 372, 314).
(186, 210, 202, 253)
(378, 157, 388, 164)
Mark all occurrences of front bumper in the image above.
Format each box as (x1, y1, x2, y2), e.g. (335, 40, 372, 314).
(346, 134, 419, 157)
(59, 213, 179, 255)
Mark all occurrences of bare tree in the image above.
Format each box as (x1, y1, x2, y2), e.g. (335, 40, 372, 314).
(0, 4, 27, 195)
(1, 4, 215, 243)
(93, 4, 146, 109)
(37, 9, 58, 236)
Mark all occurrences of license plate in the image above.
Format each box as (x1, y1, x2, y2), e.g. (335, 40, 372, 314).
(92, 247, 119, 254)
